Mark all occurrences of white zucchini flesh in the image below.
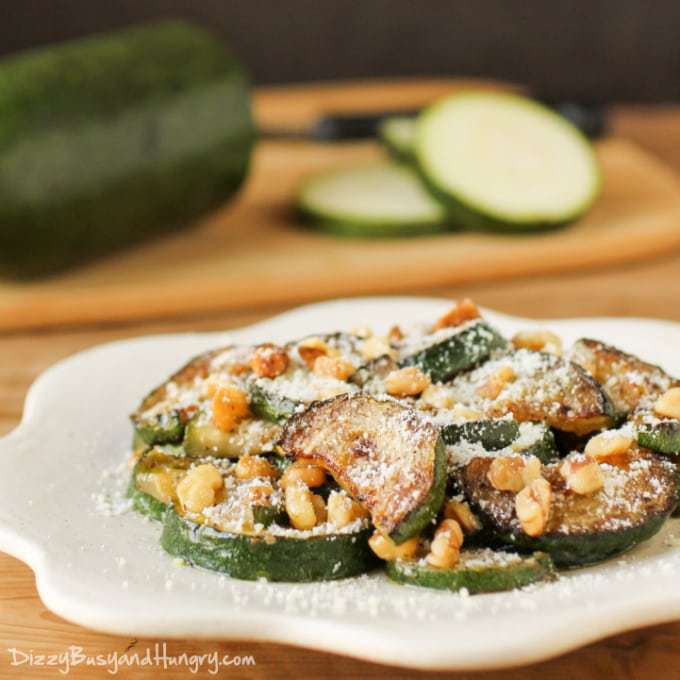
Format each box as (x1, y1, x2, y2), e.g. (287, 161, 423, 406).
(378, 116, 417, 160)
(298, 161, 446, 236)
(416, 92, 601, 228)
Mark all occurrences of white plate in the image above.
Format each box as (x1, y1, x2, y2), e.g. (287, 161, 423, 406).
(1, 297, 680, 671)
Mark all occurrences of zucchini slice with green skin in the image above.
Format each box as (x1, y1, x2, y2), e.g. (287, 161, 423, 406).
(128, 450, 193, 521)
(130, 448, 287, 527)
(571, 338, 679, 416)
(399, 320, 508, 383)
(635, 413, 680, 455)
(447, 349, 615, 435)
(378, 116, 417, 163)
(442, 419, 558, 464)
(522, 426, 560, 463)
(280, 394, 447, 544)
(161, 509, 377, 581)
(131, 348, 222, 445)
(442, 419, 519, 450)
(183, 414, 281, 457)
(415, 91, 600, 231)
(250, 333, 363, 423)
(129, 483, 168, 522)
(297, 161, 447, 238)
(249, 384, 299, 423)
(460, 450, 677, 566)
(570, 339, 680, 453)
(386, 549, 554, 593)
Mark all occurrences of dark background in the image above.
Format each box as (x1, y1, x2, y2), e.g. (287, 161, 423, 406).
(3, 0, 680, 102)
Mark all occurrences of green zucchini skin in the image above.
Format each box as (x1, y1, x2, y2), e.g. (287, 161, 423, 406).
(442, 420, 559, 464)
(637, 422, 680, 455)
(489, 514, 671, 568)
(401, 321, 507, 383)
(161, 509, 378, 581)
(126, 468, 168, 522)
(462, 454, 677, 567)
(134, 413, 185, 446)
(386, 551, 554, 593)
(249, 384, 299, 424)
(297, 210, 447, 238)
(0, 20, 254, 278)
(442, 420, 519, 450)
(129, 485, 168, 522)
(523, 428, 560, 464)
(391, 436, 448, 545)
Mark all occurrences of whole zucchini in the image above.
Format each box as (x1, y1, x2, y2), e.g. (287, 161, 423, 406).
(0, 20, 254, 277)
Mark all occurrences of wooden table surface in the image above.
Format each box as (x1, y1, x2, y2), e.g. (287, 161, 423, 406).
(1, 102, 680, 679)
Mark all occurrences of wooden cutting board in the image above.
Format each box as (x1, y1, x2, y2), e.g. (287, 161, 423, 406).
(2, 79, 680, 332)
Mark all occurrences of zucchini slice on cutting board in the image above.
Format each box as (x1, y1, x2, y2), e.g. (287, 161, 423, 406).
(415, 91, 601, 231)
(460, 449, 677, 566)
(386, 548, 554, 593)
(297, 161, 447, 237)
(280, 394, 447, 544)
(378, 116, 417, 163)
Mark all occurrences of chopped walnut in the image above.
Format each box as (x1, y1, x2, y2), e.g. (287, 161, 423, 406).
(212, 383, 250, 432)
(388, 325, 404, 342)
(361, 335, 395, 361)
(298, 337, 331, 369)
(487, 455, 541, 492)
(312, 355, 355, 380)
(512, 329, 563, 355)
(584, 432, 633, 462)
(450, 403, 483, 421)
(443, 499, 481, 533)
(559, 455, 604, 495)
(426, 519, 464, 569)
(385, 367, 431, 397)
(515, 477, 552, 537)
(476, 365, 516, 400)
(250, 344, 289, 378)
(654, 387, 680, 420)
(420, 384, 455, 410)
(433, 298, 480, 331)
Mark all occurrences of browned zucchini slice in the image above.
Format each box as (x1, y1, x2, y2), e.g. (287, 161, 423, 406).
(131, 346, 253, 444)
(131, 348, 223, 444)
(128, 449, 193, 520)
(183, 414, 281, 457)
(447, 349, 614, 435)
(280, 394, 447, 543)
(250, 332, 364, 423)
(460, 449, 677, 566)
(571, 338, 679, 415)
